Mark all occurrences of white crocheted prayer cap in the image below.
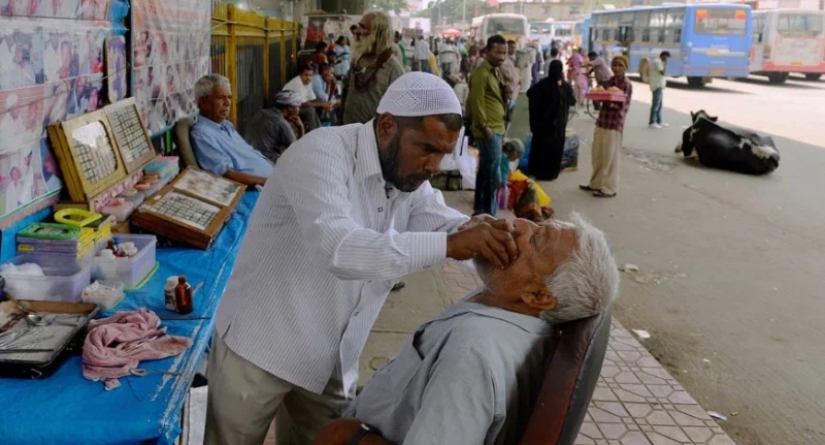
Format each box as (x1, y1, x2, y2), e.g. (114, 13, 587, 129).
(376, 72, 462, 117)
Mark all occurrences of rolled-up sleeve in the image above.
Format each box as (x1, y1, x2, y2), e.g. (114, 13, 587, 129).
(191, 128, 232, 176)
(275, 133, 454, 281)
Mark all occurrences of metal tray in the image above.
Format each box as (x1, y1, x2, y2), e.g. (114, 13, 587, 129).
(0, 300, 99, 379)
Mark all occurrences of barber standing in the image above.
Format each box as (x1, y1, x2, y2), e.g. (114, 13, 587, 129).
(205, 72, 518, 445)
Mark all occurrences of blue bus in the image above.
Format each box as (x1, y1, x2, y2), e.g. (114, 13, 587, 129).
(588, 4, 753, 87)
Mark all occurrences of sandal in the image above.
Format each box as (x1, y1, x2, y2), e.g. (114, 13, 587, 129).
(579, 185, 598, 192)
(592, 191, 617, 198)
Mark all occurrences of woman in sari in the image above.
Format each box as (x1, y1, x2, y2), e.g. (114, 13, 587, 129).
(526, 59, 576, 181)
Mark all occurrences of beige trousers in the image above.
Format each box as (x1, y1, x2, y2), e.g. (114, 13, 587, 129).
(204, 333, 353, 445)
(588, 126, 623, 195)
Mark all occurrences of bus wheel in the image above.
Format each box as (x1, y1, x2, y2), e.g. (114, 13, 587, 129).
(804, 73, 822, 81)
(768, 73, 788, 84)
(638, 59, 650, 83)
(686, 76, 704, 88)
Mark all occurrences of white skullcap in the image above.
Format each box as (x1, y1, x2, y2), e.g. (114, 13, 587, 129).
(376, 72, 462, 118)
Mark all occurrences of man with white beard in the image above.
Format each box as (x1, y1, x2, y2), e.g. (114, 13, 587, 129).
(341, 10, 404, 125)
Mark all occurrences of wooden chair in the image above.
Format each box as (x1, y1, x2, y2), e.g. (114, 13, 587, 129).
(173, 117, 201, 169)
(518, 310, 612, 445)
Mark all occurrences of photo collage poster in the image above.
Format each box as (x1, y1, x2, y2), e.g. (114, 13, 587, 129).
(131, 0, 211, 136)
(0, 0, 112, 220)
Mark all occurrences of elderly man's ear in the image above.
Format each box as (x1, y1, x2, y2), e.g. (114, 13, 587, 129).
(520, 284, 557, 311)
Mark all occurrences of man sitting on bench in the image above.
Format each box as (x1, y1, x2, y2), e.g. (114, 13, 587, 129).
(313, 213, 620, 445)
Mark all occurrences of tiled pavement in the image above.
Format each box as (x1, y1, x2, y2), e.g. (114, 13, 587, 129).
(265, 261, 738, 445)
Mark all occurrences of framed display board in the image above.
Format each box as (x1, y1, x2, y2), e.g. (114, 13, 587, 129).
(132, 167, 245, 249)
(47, 110, 128, 202)
(104, 98, 157, 173)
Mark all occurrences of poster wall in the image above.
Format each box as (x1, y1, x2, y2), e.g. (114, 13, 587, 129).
(0, 2, 112, 221)
(131, 0, 211, 136)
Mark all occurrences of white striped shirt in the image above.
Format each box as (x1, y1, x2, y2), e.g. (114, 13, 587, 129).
(214, 121, 469, 395)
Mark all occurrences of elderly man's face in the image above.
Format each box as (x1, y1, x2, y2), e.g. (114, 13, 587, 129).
(375, 114, 459, 193)
(354, 13, 373, 41)
(198, 83, 231, 123)
(475, 219, 579, 314)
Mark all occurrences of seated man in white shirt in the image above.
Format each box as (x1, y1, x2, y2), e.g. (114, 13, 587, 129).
(283, 63, 334, 133)
(313, 213, 620, 445)
(190, 73, 274, 187)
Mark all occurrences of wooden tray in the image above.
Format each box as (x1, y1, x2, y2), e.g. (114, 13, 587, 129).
(0, 300, 99, 379)
(586, 92, 627, 103)
(131, 167, 245, 249)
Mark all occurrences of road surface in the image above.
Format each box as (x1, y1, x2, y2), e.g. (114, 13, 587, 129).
(445, 75, 825, 445)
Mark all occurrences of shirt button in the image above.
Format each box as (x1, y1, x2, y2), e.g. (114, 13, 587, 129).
(354, 312, 360, 317)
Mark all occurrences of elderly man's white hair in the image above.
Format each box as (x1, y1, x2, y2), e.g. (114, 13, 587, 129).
(540, 213, 620, 323)
(194, 74, 230, 100)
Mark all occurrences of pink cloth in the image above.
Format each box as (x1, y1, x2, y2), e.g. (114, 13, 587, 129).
(82, 309, 192, 385)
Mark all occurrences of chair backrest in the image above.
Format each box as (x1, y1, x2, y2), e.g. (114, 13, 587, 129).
(174, 117, 200, 169)
(517, 310, 612, 445)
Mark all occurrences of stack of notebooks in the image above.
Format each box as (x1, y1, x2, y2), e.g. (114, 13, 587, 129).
(16, 223, 99, 260)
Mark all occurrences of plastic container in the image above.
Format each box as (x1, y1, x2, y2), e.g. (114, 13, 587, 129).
(90, 234, 157, 288)
(81, 281, 125, 309)
(0, 254, 92, 303)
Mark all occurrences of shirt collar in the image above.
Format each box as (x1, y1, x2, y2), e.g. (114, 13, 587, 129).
(422, 288, 551, 335)
(198, 114, 233, 131)
(354, 120, 384, 183)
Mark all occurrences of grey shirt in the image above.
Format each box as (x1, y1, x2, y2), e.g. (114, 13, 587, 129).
(244, 108, 297, 164)
(347, 294, 555, 445)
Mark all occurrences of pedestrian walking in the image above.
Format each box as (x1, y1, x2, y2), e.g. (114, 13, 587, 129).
(579, 55, 632, 198)
(649, 51, 670, 129)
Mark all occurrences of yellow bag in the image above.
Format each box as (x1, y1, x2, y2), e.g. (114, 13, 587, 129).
(509, 170, 552, 207)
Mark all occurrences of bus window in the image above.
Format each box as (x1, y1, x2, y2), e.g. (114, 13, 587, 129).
(642, 28, 651, 42)
(650, 10, 666, 28)
(634, 10, 650, 27)
(777, 13, 824, 38)
(620, 12, 635, 26)
(666, 9, 684, 28)
(693, 8, 748, 35)
(488, 17, 527, 36)
(753, 15, 765, 43)
(656, 28, 666, 43)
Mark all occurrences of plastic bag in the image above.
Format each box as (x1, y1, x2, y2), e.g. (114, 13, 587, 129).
(561, 131, 580, 171)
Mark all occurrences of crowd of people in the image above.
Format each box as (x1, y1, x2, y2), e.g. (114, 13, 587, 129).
(179, 9, 631, 445)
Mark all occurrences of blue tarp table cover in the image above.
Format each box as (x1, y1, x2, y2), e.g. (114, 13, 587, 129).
(0, 191, 260, 445)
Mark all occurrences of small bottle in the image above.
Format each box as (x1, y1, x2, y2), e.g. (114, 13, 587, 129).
(174, 276, 193, 315)
(164, 276, 179, 311)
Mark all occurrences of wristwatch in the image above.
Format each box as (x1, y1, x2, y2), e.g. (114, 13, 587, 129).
(348, 423, 379, 445)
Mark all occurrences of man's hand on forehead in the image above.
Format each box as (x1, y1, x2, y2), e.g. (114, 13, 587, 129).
(458, 214, 514, 233)
(449, 215, 519, 269)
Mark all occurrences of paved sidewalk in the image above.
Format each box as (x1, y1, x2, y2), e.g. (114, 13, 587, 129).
(360, 261, 739, 445)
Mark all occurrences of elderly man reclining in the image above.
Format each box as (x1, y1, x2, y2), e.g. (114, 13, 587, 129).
(312, 213, 620, 445)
